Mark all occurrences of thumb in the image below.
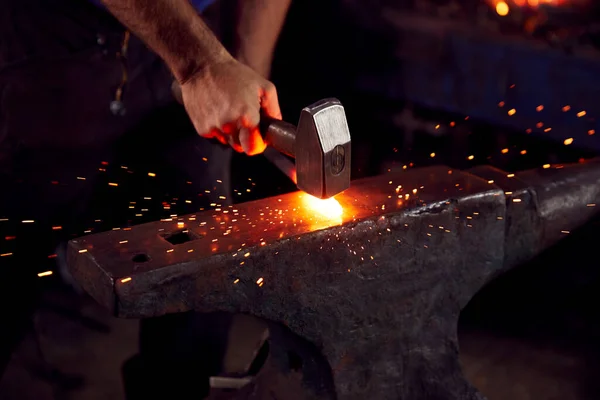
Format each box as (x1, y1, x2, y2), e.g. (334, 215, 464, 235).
(260, 82, 282, 120)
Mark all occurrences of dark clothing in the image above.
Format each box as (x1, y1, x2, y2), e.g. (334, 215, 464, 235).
(0, 0, 232, 379)
(88, 0, 218, 13)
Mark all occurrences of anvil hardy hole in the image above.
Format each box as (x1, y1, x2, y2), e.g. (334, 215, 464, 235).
(161, 229, 203, 245)
(287, 350, 303, 372)
(131, 253, 150, 263)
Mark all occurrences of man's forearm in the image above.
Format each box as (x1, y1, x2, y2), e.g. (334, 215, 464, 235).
(101, 0, 232, 83)
(234, 0, 292, 77)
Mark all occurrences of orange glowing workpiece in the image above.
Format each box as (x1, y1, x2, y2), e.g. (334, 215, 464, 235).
(302, 194, 344, 220)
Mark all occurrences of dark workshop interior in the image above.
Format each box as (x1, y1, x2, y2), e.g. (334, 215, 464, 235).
(1, 0, 600, 399)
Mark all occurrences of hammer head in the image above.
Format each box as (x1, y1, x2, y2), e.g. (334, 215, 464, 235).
(295, 98, 351, 199)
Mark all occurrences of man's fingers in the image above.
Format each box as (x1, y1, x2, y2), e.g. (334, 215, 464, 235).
(228, 133, 244, 153)
(260, 82, 282, 120)
(239, 105, 261, 130)
(201, 129, 228, 146)
(201, 128, 221, 139)
(215, 133, 228, 145)
(239, 127, 266, 156)
(222, 122, 237, 134)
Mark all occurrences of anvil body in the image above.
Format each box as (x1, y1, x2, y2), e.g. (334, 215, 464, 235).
(67, 160, 600, 400)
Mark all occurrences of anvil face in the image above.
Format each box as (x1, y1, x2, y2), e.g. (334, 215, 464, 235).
(67, 166, 498, 299)
(67, 160, 600, 400)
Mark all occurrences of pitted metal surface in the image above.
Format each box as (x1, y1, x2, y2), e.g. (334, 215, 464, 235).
(68, 160, 600, 400)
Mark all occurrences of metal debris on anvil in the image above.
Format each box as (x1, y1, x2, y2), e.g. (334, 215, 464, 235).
(67, 158, 600, 400)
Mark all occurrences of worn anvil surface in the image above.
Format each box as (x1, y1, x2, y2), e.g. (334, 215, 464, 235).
(68, 160, 600, 400)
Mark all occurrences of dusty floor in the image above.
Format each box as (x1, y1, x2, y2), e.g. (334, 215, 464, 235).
(0, 282, 597, 400)
(461, 330, 593, 400)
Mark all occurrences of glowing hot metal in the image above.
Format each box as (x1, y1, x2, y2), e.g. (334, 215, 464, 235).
(302, 195, 344, 221)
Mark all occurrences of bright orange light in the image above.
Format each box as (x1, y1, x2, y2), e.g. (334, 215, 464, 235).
(496, 1, 510, 15)
(491, 0, 583, 13)
(302, 195, 344, 220)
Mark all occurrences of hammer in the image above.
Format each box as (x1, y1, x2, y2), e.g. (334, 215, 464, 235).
(172, 83, 351, 199)
(260, 98, 351, 199)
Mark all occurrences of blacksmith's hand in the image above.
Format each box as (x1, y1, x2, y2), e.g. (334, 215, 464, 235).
(179, 58, 282, 155)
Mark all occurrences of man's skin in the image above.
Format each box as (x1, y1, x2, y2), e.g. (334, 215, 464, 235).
(0, 0, 292, 382)
(101, 0, 290, 156)
(233, 0, 292, 79)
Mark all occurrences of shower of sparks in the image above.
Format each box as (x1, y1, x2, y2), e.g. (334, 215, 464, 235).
(4, 81, 598, 284)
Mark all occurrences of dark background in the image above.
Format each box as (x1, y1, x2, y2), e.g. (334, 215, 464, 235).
(2, 0, 600, 399)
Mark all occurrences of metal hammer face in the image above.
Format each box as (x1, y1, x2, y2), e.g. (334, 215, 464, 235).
(264, 98, 351, 199)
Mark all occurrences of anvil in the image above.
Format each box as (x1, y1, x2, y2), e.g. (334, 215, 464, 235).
(67, 159, 600, 399)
